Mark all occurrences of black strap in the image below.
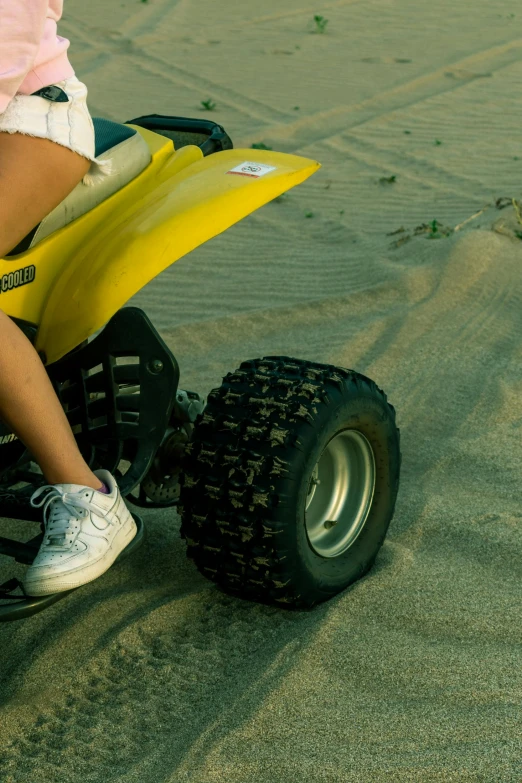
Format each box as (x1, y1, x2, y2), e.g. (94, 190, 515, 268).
(30, 85, 69, 102)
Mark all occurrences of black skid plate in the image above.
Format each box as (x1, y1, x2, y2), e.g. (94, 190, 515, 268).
(0, 306, 178, 621)
(0, 307, 180, 520)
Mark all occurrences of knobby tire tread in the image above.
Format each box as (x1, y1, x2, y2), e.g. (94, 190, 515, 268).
(178, 356, 400, 608)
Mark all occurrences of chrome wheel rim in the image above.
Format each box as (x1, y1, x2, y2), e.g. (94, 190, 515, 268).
(305, 429, 376, 558)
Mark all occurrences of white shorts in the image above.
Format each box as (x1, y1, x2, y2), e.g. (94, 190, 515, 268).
(0, 75, 111, 186)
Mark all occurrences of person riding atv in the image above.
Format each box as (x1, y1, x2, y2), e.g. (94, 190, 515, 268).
(0, 1, 401, 621)
(0, 0, 138, 598)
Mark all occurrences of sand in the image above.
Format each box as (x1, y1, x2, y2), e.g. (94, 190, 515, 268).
(1, 0, 522, 780)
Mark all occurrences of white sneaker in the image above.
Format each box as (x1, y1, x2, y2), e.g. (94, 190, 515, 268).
(23, 469, 137, 596)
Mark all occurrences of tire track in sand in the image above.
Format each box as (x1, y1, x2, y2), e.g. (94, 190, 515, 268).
(61, 16, 294, 125)
(251, 37, 522, 152)
(175, 0, 367, 33)
(0, 592, 308, 783)
(65, 10, 522, 162)
(322, 134, 488, 203)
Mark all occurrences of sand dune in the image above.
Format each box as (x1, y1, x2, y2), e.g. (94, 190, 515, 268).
(1, 1, 522, 781)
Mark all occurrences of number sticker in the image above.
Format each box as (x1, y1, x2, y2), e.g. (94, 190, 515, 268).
(227, 161, 276, 178)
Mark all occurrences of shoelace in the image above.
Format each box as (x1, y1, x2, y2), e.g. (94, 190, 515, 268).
(30, 485, 108, 547)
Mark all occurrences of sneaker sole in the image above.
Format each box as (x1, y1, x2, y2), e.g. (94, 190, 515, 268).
(23, 516, 138, 596)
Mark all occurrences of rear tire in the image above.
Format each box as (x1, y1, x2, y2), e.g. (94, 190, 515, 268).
(178, 357, 401, 608)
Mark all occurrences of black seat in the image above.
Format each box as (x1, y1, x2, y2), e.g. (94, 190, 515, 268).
(91, 117, 137, 157)
(6, 119, 139, 257)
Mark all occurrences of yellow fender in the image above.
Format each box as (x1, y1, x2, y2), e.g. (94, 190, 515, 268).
(0, 127, 320, 364)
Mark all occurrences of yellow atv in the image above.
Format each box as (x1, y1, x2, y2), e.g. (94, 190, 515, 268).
(0, 115, 401, 621)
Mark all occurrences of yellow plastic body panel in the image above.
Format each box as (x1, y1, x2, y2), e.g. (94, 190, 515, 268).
(0, 126, 320, 364)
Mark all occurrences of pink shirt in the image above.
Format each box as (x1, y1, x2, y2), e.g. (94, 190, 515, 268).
(0, 0, 74, 114)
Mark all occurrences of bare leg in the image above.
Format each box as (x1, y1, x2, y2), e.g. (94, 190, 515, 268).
(0, 132, 91, 255)
(0, 132, 102, 488)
